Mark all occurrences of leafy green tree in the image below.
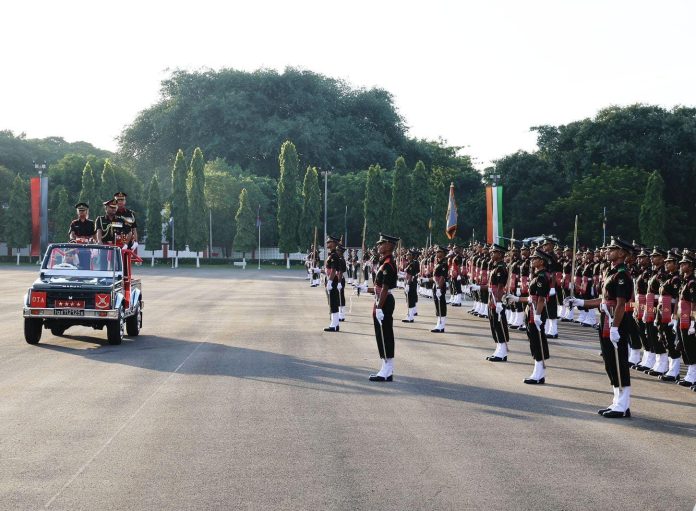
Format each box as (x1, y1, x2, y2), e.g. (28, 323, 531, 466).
(363, 164, 390, 244)
(639, 171, 669, 248)
(6, 175, 31, 257)
(170, 149, 189, 251)
(78, 162, 99, 213)
(390, 156, 410, 241)
(234, 188, 256, 258)
(187, 147, 207, 252)
(100, 159, 118, 200)
(326, 169, 368, 247)
(299, 166, 321, 249)
(52, 186, 74, 243)
(277, 141, 301, 255)
(146, 175, 163, 250)
(407, 161, 430, 245)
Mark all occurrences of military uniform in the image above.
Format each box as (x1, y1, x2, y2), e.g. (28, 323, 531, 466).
(653, 250, 682, 380)
(337, 245, 348, 321)
(675, 251, 696, 389)
(431, 246, 449, 332)
(323, 236, 342, 332)
(633, 249, 655, 371)
(370, 234, 400, 382)
(402, 249, 420, 322)
(485, 244, 510, 362)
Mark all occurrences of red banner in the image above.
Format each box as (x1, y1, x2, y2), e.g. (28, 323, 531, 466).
(30, 177, 41, 257)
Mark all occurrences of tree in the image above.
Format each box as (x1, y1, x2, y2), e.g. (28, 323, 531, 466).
(100, 159, 118, 200)
(145, 175, 162, 250)
(363, 164, 390, 244)
(276, 141, 301, 256)
(78, 162, 99, 213)
(299, 166, 321, 249)
(6, 175, 30, 259)
(52, 186, 74, 243)
(407, 160, 430, 245)
(639, 171, 669, 248)
(170, 149, 189, 251)
(187, 147, 207, 253)
(234, 188, 256, 258)
(390, 156, 410, 241)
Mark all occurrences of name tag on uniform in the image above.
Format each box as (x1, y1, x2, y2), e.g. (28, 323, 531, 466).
(111, 222, 123, 228)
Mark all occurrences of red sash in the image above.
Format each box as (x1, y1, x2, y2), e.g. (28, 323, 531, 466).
(555, 272, 562, 286)
(521, 276, 529, 295)
(679, 300, 692, 329)
(582, 276, 589, 295)
(601, 299, 616, 338)
(659, 294, 672, 324)
(637, 294, 646, 319)
(508, 274, 518, 293)
(481, 270, 489, 286)
(644, 293, 656, 322)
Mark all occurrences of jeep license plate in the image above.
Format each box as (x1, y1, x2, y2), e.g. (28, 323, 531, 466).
(54, 309, 85, 316)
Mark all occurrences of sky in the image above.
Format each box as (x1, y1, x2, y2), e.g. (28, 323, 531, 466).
(2, 0, 696, 169)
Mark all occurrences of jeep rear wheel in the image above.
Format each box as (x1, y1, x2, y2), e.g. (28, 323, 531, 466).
(106, 308, 125, 345)
(24, 318, 43, 344)
(126, 303, 142, 336)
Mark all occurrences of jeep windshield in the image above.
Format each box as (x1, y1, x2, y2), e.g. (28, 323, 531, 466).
(41, 245, 122, 283)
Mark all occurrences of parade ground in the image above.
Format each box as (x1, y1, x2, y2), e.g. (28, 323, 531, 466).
(1, 266, 694, 511)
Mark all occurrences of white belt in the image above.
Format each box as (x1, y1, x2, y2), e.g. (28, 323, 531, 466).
(376, 289, 396, 295)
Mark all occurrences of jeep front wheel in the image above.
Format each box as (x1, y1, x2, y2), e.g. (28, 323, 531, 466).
(126, 303, 142, 337)
(106, 308, 125, 345)
(24, 318, 43, 344)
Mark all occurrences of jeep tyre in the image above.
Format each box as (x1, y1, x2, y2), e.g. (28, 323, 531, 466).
(24, 318, 43, 344)
(126, 302, 142, 336)
(107, 307, 125, 345)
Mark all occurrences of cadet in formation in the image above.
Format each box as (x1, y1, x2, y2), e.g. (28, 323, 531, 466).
(370, 234, 400, 382)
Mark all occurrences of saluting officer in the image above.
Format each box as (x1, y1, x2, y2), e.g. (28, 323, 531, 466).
(431, 245, 448, 333)
(402, 248, 420, 323)
(370, 234, 400, 382)
(568, 237, 634, 418)
(323, 235, 342, 332)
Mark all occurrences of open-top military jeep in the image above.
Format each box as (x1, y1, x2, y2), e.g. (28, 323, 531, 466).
(22, 243, 143, 345)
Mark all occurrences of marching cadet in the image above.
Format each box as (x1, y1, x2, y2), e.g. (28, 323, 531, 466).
(567, 237, 634, 418)
(507, 248, 551, 384)
(633, 247, 654, 371)
(560, 246, 575, 322)
(675, 250, 696, 389)
(515, 244, 532, 330)
(655, 250, 682, 381)
(113, 192, 138, 250)
(483, 244, 510, 362)
(69, 202, 95, 243)
(541, 237, 561, 339)
(624, 247, 643, 367)
(507, 245, 523, 327)
(369, 234, 400, 382)
(337, 243, 348, 322)
(580, 249, 598, 327)
(431, 245, 449, 332)
(323, 235, 342, 332)
(402, 248, 420, 322)
(643, 247, 669, 375)
(449, 245, 464, 306)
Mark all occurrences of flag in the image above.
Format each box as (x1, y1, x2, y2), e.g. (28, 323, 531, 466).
(445, 182, 457, 239)
(486, 185, 503, 244)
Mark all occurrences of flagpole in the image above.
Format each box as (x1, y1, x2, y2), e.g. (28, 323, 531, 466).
(257, 204, 261, 270)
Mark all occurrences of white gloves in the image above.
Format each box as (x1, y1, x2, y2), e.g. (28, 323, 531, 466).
(326, 280, 333, 291)
(457, 275, 462, 281)
(337, 282, 343, 291)
(669, 319, 677, 333)
(375, 309, 384, 322)
(436, 289, 442, 299)
(570, 298, 585, 308)
(495, 302, 503, 314)
(534, 314, 542, 328)
(404, 284, 410, 293)
(549, 288, 556, 296)
(516, 288, 521, 296)
(689, 321, 695, 335)
(609, 326, 620, 344)
(470, 284, 481, 292)
(505, 293, 520, 303)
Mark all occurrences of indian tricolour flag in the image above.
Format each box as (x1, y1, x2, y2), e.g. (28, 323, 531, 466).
(486, 186, 503, 244)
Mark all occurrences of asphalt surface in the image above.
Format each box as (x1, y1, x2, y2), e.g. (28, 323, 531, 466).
(1, 266, 695, 511)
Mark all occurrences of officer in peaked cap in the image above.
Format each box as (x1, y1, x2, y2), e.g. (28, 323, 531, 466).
(336, 243, 348, 322)
(324, 235, 342, 332)
(541, 236, 561, 339)
(69, 202, 95, 243)
(402, 248, 421, 322)
(484, 243, 511, 362)
(370, 233, 400, 382)
(675, 250, 696, 390)
(431, 245, 449, 333)
(655, 249, 683, 381)
(113, 191, 138, 250)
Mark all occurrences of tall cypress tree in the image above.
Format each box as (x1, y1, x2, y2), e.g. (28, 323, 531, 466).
(6, 175, 31, 257)
(53, 186, 74, 243)
(299, 165, 321, 249)
(100, 159, 118, 199)
(639, 170, 669, 247)
(187, 147, 207, 252)
(79, 162, 99, 213)
(409, 160, 430, 246)
(363, 164, 390, 244)
(277, 141, 301, 255)
(234, 188, 256, 258)
(171, 149, 189, 251)
(390, 156, 410, 242)
(146, 175, 163, 250)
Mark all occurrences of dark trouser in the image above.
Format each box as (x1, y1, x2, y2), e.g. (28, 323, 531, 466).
(480, 287, 488, 305)
(454, 279, 462, 294)
(489, 305, 509, 344)
(625, 314, 642, 350)
(647, 322, 662, 354)
(434, 288, 447, 317)
(658, 322, 680, 358)
(676, 328, 696, 365)
(637, 319, 651, 351)
(526, 308, 549, 361)
(373, 294, 395, 358)
(600, 313, 631, 388)
(339, 277, 346, 308)
(363, 265, 369, 281)
(328, 283, 339, 313)
(407, 282, 418, 308)
(547, 290, 559, 319)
